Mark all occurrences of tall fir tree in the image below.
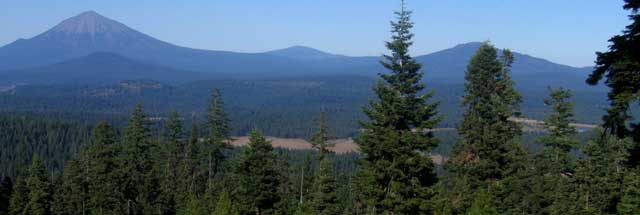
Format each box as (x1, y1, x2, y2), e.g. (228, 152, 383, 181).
(177, 113, 201, 202)
(444, 42, 524, 213)
(52, 157, 87, 215)
(120, 103, 158, 214)
(23, 156, 52, 215)
(233, 130, 280, 215)
(310, 112, 341, 215)
(53, 122, 124, 215)
(8, 174, 28, 215)
(311, 158, 340, 215)
(573, 133, 630, 214)
(540, 88, 579, 214)
(157, 110, 183, 215)
(586, 0, 640, 167)
(85, 122, 124, 215)
(514, 88, 580, 214)
(273, 150, 299, 215)
(355, 1, 441, 214)
(539, 87, 579, 163)
(204, 89, 232, 191)
(311, 112, 332, 158)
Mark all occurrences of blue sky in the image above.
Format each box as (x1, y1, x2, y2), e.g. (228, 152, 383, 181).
(0, 0, 631, 67)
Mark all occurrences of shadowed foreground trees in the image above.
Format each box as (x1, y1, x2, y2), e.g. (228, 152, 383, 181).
(587, 0, 640, 167)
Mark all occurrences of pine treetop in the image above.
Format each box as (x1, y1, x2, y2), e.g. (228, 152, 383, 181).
(123, 102, 151, 147)
(165, 110, 183, 145)
(207, 88, 231, 144)
(356, 1, 440, 214)
(540, 87, 579, 154)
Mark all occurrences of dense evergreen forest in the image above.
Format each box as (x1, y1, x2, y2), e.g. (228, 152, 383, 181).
(1, 0, 639, 214)
(0, 74, 613, 138)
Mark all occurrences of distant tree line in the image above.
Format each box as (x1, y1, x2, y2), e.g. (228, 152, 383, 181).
(1, 0, 639, 214)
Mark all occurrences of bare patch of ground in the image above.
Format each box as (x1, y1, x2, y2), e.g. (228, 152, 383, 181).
(230, 136, 448, 164)
(231, 136, 358, 154)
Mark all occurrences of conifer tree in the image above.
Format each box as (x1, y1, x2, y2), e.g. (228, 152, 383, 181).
(164, 111, 184, 168)
(23, 156, 52, 215)
(53, 157, 87, 215)
(54, 123, 120, 215)
(310, 112, 341, 215)
(311, 112, 331, 157)
(233, 130, 280, 215)
(540, 88, 579, 159)
(617, 169, 640, 214)
(274, 151, 298, 215)
(540, 88, 579, 214)
(157, 110, 183, 214)
(80, 122, 124, 214)
(355, 1, 441, 214)
(573, 133, 630, 214)
(515, 88, 579, 215)
(204, 89, 232, 190)
(311, 158, 340, 215)
(8, 175, 28, 215)
(178, 113, 200, 201)
(444, 42, 524, 213)
(0, 177, 12, 215)
(587, 0, 640, 166)
(121, 103, 158, 214)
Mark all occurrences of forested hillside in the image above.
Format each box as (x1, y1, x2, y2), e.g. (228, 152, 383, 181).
(0, 115, 92, 178)
(0, 76, 610, 138)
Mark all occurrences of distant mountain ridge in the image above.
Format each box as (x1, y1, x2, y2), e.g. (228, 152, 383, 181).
(0, 11, 598, 91)
(416, 42, 595, 90)
(0, 52, 205, 85)
(265, 46, 343, 60)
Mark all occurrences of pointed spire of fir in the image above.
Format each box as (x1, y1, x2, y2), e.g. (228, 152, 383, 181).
(121, 102, 157, 213)
(541, 87, 578, 153)
(444, 42, 524, 213)
(234, 129, 281, 214)
(166, 110, 183, 147)
(311, 111, 332, 158)
(204, 88, 232, 190)
(309, 111, 341, 215)
(24, 156, 52, 215)
(356, 1, 441, 214)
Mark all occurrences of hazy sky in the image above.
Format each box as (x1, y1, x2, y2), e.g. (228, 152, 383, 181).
(0, 0, 632, 67)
